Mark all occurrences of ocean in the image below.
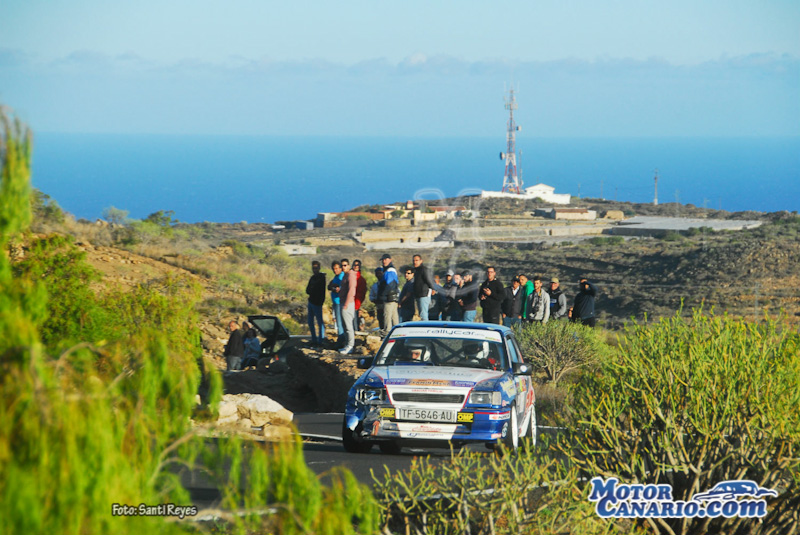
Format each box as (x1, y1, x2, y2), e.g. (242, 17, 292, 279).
(31, 134, 800, 223)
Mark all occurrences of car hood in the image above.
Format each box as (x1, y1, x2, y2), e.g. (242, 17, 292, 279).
(365, 366, 504, 388)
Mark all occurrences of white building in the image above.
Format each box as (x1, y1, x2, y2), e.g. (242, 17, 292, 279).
(480, 183, 571, 204)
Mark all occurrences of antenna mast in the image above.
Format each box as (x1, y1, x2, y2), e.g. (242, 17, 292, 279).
(500, 88, 522, 194)
(653, 169, 659, 206)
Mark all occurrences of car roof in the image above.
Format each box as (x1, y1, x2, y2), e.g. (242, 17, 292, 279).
(393, 321, 512, 336)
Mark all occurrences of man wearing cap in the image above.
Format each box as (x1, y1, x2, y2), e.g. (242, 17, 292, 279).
(378, 254, 400, 333)
(549, 277, 569, 320)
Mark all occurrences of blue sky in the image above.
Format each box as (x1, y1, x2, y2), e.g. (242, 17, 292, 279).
(1, 0, 799, 137)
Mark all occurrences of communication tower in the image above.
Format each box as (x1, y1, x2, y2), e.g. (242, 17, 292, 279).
(499, 88, 523, 194)
(653, 169, 659, 205)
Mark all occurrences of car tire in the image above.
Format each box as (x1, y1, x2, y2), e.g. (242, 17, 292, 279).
(378, 441, 402, 455)
(501, 404, 519, 451)
(342, 420, 372, 454)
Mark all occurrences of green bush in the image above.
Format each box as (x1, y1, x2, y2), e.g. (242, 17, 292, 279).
(12, 234, 107, 351)
(1, 109, 380, 535)
(587, 236, 625, 246)
(515, 320, 609, 386)
(373, 444, 618, 535)
(558, 310, 800, 535)
(31, 188, 65, 224)
(660, 231, 684, 242)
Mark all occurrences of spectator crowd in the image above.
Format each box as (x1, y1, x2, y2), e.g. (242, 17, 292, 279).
(304, 253, 599, 354)
(224, 252, 600, 367)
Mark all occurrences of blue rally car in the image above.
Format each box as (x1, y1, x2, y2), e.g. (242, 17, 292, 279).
(343, 322, 536, 454)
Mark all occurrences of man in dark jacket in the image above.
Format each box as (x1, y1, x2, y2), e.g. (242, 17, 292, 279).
(223, 320, 244, 371)
(502, 277, 524, 327)
(305, 260, 326, 344)
(570, 278, 598, 328)
(411, 254, 435, 321)
(457, 271, 480, 322)
(443, 272, 463, 321)
(399, 268, 416, 322)
(479, 266, 505, 325)
(378, 254, 400, 333)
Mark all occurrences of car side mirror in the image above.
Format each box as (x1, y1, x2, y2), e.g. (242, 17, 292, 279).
(357, 356, 374, 369)
(513, 362, 532, 375)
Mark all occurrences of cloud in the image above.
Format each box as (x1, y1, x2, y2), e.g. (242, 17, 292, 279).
(2, 49, 797, 137)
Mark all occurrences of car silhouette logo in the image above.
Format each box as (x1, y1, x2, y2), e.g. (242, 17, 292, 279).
(692, 480, 778, 502)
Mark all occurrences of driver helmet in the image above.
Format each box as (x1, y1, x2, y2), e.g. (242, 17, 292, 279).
(464, 342, 488, 360)
(405, 342, 428, 361)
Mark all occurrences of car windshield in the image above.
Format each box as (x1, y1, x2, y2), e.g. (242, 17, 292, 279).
(375, 336, 508, 370)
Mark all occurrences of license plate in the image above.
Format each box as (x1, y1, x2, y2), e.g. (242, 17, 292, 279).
(396, 407, 456, 423)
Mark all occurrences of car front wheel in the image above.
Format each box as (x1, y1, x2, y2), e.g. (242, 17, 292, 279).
(342, 420, 372, 453)
(501, 404, 519, 451)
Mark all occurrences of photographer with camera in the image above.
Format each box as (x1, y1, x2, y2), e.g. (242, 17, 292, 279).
(569, 277, 598, 328)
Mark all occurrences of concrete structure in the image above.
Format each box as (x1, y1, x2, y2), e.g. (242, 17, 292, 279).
(279, 244, 317, 255)
(451, 224, 610, 243)
(480, 183, 571, 204)
(611, 216, 762, 237)
(550, 208, 597, 221)
(365, 241, 454, 251)
(361, 228, 443, 245)
(429, 205, 467, 219)
(523, 184, 571, 204)
(602, 210, 625, 220)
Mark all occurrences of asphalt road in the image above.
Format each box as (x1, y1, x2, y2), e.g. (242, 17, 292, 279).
(182, 412, 563, 510)
(296, 412, 472, 484)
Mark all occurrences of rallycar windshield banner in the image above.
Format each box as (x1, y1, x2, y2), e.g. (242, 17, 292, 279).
(390, 327, 503, 342)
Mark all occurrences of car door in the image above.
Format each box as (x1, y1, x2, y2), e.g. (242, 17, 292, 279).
(505, 333, 530, 427)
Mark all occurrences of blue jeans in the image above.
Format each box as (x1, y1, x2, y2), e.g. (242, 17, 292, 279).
(462, 310, 476, 323)
(400, 308, 415, 323)
(416, 295, 431, 321)
(503, 317, 522, 329)
(308, 302, 325, 342)
(332, 302, 344, 335)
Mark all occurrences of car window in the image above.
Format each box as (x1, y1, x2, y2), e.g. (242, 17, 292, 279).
(376, 337, 508, 370)
(506, 335, 522, 365)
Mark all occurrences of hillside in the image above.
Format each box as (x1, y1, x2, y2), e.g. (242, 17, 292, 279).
(29, 197, 800, 372)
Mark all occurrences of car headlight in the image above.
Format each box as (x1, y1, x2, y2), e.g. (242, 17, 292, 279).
(469, 391, 502, 406)
(355, 387, 386, 403)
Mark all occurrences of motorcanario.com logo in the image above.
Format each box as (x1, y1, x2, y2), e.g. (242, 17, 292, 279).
(588, 478, 777, 519)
